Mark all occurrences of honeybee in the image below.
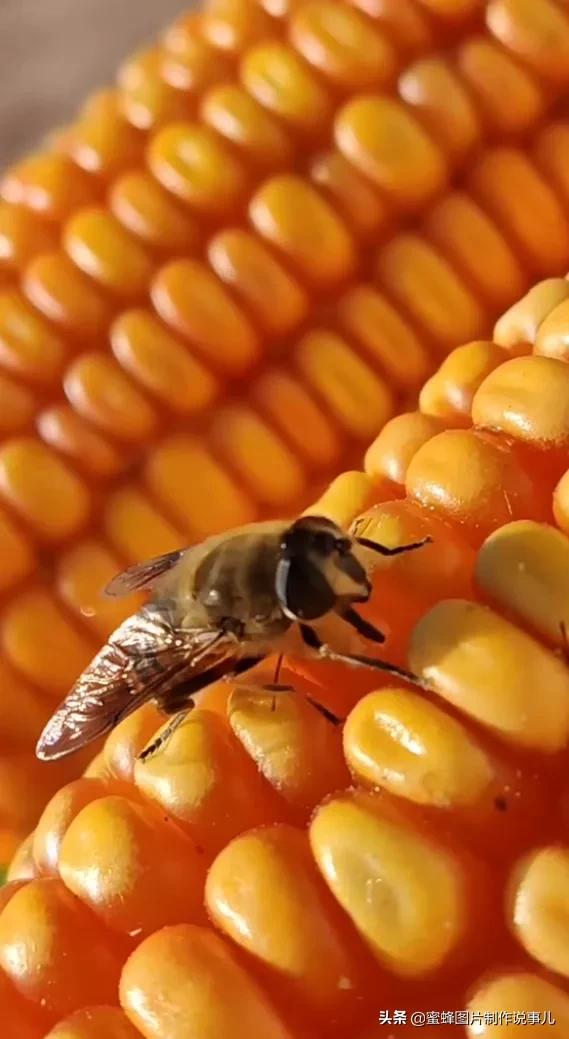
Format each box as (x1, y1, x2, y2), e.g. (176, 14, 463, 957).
(36, 515, 430, 763)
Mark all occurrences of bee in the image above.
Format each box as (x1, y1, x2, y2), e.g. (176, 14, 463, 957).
(36, 515, 430, 763)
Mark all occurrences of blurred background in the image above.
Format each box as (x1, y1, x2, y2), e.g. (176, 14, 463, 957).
(0, 0, 186, 167)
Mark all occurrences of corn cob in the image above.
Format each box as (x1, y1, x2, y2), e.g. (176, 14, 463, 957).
(3, 0, 569, 837)
(0, 276, 568, 1036)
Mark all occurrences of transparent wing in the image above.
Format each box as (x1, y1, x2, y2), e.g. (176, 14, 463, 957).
(36, 606, 238, 761)
(104, 548, 187, 598)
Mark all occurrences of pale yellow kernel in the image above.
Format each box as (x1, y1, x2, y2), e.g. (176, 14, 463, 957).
(344, 689, 494, 808)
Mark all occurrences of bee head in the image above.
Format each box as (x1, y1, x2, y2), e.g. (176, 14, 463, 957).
(275, 515, 370, 622)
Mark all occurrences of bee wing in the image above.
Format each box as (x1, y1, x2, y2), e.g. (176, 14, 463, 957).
(104, 548, 188, 598)
(36, 606, 238, 761)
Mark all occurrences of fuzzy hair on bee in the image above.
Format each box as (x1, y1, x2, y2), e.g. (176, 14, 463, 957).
(36, 515, 431, 763)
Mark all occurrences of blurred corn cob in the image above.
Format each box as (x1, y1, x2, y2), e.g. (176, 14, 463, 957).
(3, 0, 569, 841)
(3, 274, 569, 1036)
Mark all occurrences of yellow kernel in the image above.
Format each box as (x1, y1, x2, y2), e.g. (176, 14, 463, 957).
(2, 587, 94, 694)
(398, 56, 481, 159)
(201, 0, 275, 52)
(405, 429, 543, 540)
(468, 151, 569, 275)
(205, 824, 370, 1022)
(289, 2, 396, 89)
(208, 229, 308, 337)
(118, 47, 190, 131)
(467, 973, 569, 1036)
(0, 373, 35, 434)
(227, 687, 349, 812)
(209, 404, 306, 507)
(120, 924, 297, 1039)
(472, 355, 569, 448)
(335, 96, 448, 210)
(110, 170, 200, 254)
(344, 688, 494, 808)
(63, 90, 143, 178)
(486, 0, 569, 84)
(376, 234, 486, 350)
(241, 43, 332, 133)
(419, 340, 508, 424)
(201, 85, 293, 168)
(64, 353, 157, 442)
(295, 329, 394, 439)
(148, 123, 248, 217)
(103, 486, 183, 563)
(348, 0, 433, 53)
(456, 37, 546, 135)
(0, 203, 58, 273)
(1, 153, 97, 222)
(152, 259, 260, 375)
(0, 288, 67, 384)
(37, 406, 124, 479)
(44, 1005, 140, 1039)
(23, 252, 112, 340)
(0, 438, 90, 542)
(310, 793, 465, 976)
(423, 192, 527, 311)
(249, 175, 355, 288)
(55, 540, 134, 639)
(111, 310, 219, 415)
(251, 368, 341, 470)
(63, 208, 153, 298)
(0, 506, 35, 593)
(303, 471, 376, 528)
(338, 285, 430, 389)
(509, 846, 569, 979)
(146, 436, 256, 538)
(494, 277, 569, 347)
(309, 150, 390, 240)
(365, 412, 445, 486)
(535, 297, 569, 362)
(476, 520, 569, 647)
(410, 598, 569, 751)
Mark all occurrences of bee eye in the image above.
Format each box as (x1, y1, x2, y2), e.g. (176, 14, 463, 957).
(275, 557, 336, 621)
(335, 537, 351, 554)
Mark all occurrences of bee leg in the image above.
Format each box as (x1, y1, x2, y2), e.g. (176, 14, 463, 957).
(299, 623, 427, 689)
(139, 701, 195, 762)
(341, 607, 385, 644)
(304, 695, 342, 726)
(355, 535, 431, 556)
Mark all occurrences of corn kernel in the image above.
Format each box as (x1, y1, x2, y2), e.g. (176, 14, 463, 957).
(250, 175, 356, 288)
(111, 309, 219, 414)
(335, 96, 448, 209)
(45, 1006, 140, 1039)
(410, 598, 569, 750)
(110, 170, 200, 254)
(64, 353, 157, 442)
(148, 123, 248, 216)
(208, 229, 308, 337)
(120, 925, 297, 1039)
(1, 153, 97, 222)
(152, 259, 260, 374)
(310, 792, 466, 975)
(59, 796, 206, 937)
(486, 0, 569, 84)
(344, 688, 494, 807)
(289, 2, 396, 89)
(201, 85, 293, 168)
(467, 973, 569, 1036)
(0, 438, 90, 542)
(63, 208, 154, 299)
(241, 43, 332, 133)
(475, 354, 569, 449)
